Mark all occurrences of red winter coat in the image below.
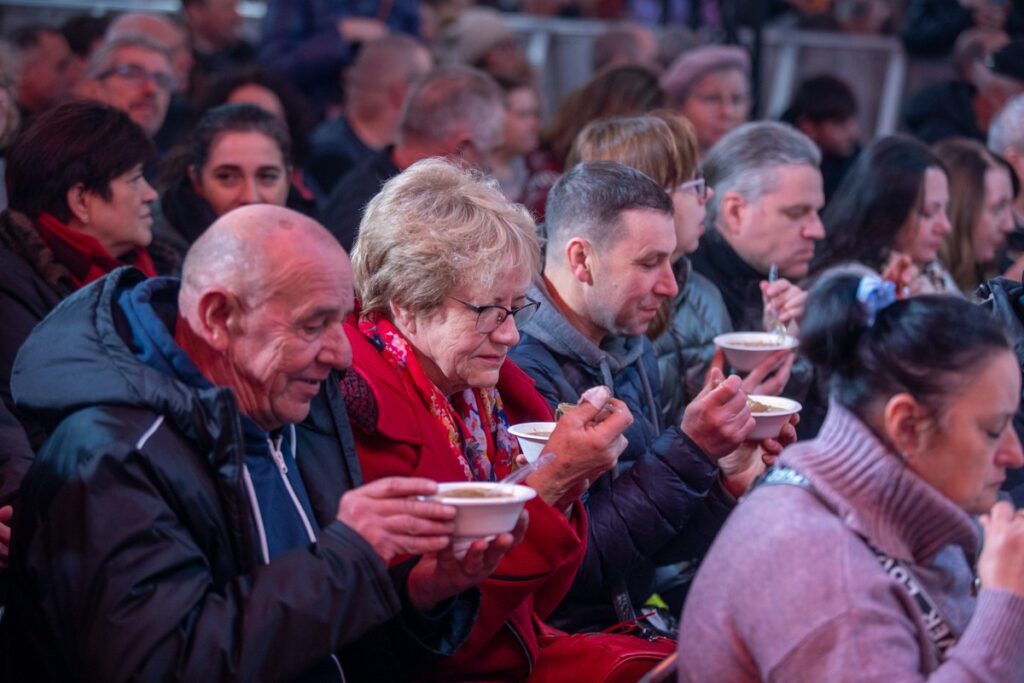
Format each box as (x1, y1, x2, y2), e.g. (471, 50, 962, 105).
(342, 321, 587, 681)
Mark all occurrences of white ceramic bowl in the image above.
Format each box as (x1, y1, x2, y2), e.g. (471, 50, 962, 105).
(746, 394, 802, 440)
(713, 332, 799, 372)
(508, 422, 556, 463)
(434, 482, 536, 539)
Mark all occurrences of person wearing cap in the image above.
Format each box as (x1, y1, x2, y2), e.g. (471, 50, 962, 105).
(660, 44, 751, 159)
(439, 7, 530, 82)
(904, 38, 1024, 145)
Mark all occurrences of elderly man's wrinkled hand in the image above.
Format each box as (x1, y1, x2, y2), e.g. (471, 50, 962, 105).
(337, 477, 456, 564)
(683, 368, 755, 461)
(526, 391, 632, 508)
(406, 510, 528, 611)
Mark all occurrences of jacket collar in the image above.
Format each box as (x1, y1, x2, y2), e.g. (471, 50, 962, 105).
(781, 401, 979, 566)
(691, 234, 765, 330)
(523, 277, 647, 376)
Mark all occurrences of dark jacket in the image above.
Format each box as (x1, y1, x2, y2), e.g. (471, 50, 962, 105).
(652, 258, 732, 425)
(903, 80, 984, 146)
(0, 209, 74, 455)
(4, 268, 477, 682)
(509, 280, 734, 632)
(309, 115, 377, 198)
(976, 276, 1024, 507)
(901, 0, 1024, 57)
(258, 0, 419, 122)
(321, 147, 400, 251)
(0, 399, 31, 506)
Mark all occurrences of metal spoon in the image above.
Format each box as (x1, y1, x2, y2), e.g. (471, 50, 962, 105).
(766, 263, 787, 341)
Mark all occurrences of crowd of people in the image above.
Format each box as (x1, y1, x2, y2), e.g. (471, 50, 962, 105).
(2, 1, 1024, 681)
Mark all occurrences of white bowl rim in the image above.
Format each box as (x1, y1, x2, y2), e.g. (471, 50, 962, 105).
(713, 332, 799, 351)
(747, 394, 803, 417)
(507, 422, 556, 442)
(434, 482, 538, 505)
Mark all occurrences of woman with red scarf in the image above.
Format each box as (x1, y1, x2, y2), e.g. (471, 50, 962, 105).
(341, 158, 675, 681)
(0, 100, 157, 456)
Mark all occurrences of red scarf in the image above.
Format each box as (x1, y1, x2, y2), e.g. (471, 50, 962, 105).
(358, 313, 521, 481)
(35, 212, 156, 288)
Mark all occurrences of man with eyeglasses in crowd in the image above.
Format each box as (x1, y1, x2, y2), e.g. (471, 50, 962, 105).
(510, 161, 796, 635)
(77, 35, 176, 139)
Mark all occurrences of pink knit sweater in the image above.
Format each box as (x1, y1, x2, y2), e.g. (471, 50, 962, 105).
(678, 402, 1024, 682)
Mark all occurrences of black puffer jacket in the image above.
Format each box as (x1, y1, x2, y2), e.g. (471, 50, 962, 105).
(510, 280, 734, 633)
(4, 268, 477, 682)
(0, 209, 74, 456)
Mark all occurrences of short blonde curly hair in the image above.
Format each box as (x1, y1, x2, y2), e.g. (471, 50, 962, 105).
(352, 158, 541, 316)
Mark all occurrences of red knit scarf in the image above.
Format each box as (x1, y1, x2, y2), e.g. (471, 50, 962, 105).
(35, 212, 156, 288)
(358, 313, 521, 481)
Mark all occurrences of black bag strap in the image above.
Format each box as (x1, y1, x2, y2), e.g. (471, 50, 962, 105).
(755, 466, 959, 660)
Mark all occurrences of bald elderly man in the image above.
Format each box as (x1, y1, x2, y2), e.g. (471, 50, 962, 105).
(3, 206, 513, 681)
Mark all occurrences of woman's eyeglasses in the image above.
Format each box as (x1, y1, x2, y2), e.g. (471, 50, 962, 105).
(677, 176, 708, 201)
(450, 296, 541, 334)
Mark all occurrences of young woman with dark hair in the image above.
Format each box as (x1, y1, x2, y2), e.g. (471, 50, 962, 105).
(813, 135, 957, 295)
(151, 103, 293, 274)
(0, 100, 156, 450)
(679, 269, 1024, 681)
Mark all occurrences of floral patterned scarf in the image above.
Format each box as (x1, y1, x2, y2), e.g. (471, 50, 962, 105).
(359, 313, 521, 481)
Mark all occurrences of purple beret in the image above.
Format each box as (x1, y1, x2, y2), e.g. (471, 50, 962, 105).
(660, 45, 751, 102)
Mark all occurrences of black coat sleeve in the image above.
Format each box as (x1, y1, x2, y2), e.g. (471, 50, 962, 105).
(12, 419, 408, 683)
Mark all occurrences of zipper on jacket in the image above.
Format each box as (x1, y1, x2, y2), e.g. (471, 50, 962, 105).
(503, 621, 534, 676)
(268, 432, 317, 544)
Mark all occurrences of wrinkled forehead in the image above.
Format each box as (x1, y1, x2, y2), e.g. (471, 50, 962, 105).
(262, 242, 353, 305)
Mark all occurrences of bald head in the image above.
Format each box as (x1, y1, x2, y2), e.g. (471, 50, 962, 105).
(178, 204, 354, 430)
(180, 205, 349, 322)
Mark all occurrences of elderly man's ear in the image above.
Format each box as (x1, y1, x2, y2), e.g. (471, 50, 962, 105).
(565, 238, 595, 286)
(195, 290, 246, 351)
(718, 191, 748, 240)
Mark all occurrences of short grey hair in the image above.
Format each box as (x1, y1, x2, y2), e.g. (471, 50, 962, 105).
(546, 160, 673, 257)
(352, 157, 540, 317)
(84, 36, 171, 80)
(397, 65, 505, 152)
(989, 94, 1024, 156)
(703, 121, 821, 231)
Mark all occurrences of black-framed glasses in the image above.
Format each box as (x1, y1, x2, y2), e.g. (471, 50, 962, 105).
(450, 296, 541, 333)
(677, 174, 708, 201)
(98, 63, 178, 92)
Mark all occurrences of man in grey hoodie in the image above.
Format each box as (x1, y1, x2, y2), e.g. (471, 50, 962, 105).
(511, 161, 791, 632)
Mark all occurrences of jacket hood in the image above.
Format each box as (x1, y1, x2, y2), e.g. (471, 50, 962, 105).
(11, 267, 237, 456)
(523, 279, 647, 378)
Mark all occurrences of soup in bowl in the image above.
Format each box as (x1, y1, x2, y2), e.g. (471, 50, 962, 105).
(433, 482, 537, 557)
(508, 422, 556, 463)
(745, 394, 802, 440)
(714, 332, 799, 371)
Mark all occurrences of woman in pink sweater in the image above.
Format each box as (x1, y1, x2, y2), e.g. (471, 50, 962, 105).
(678, 268, 1024, 681)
